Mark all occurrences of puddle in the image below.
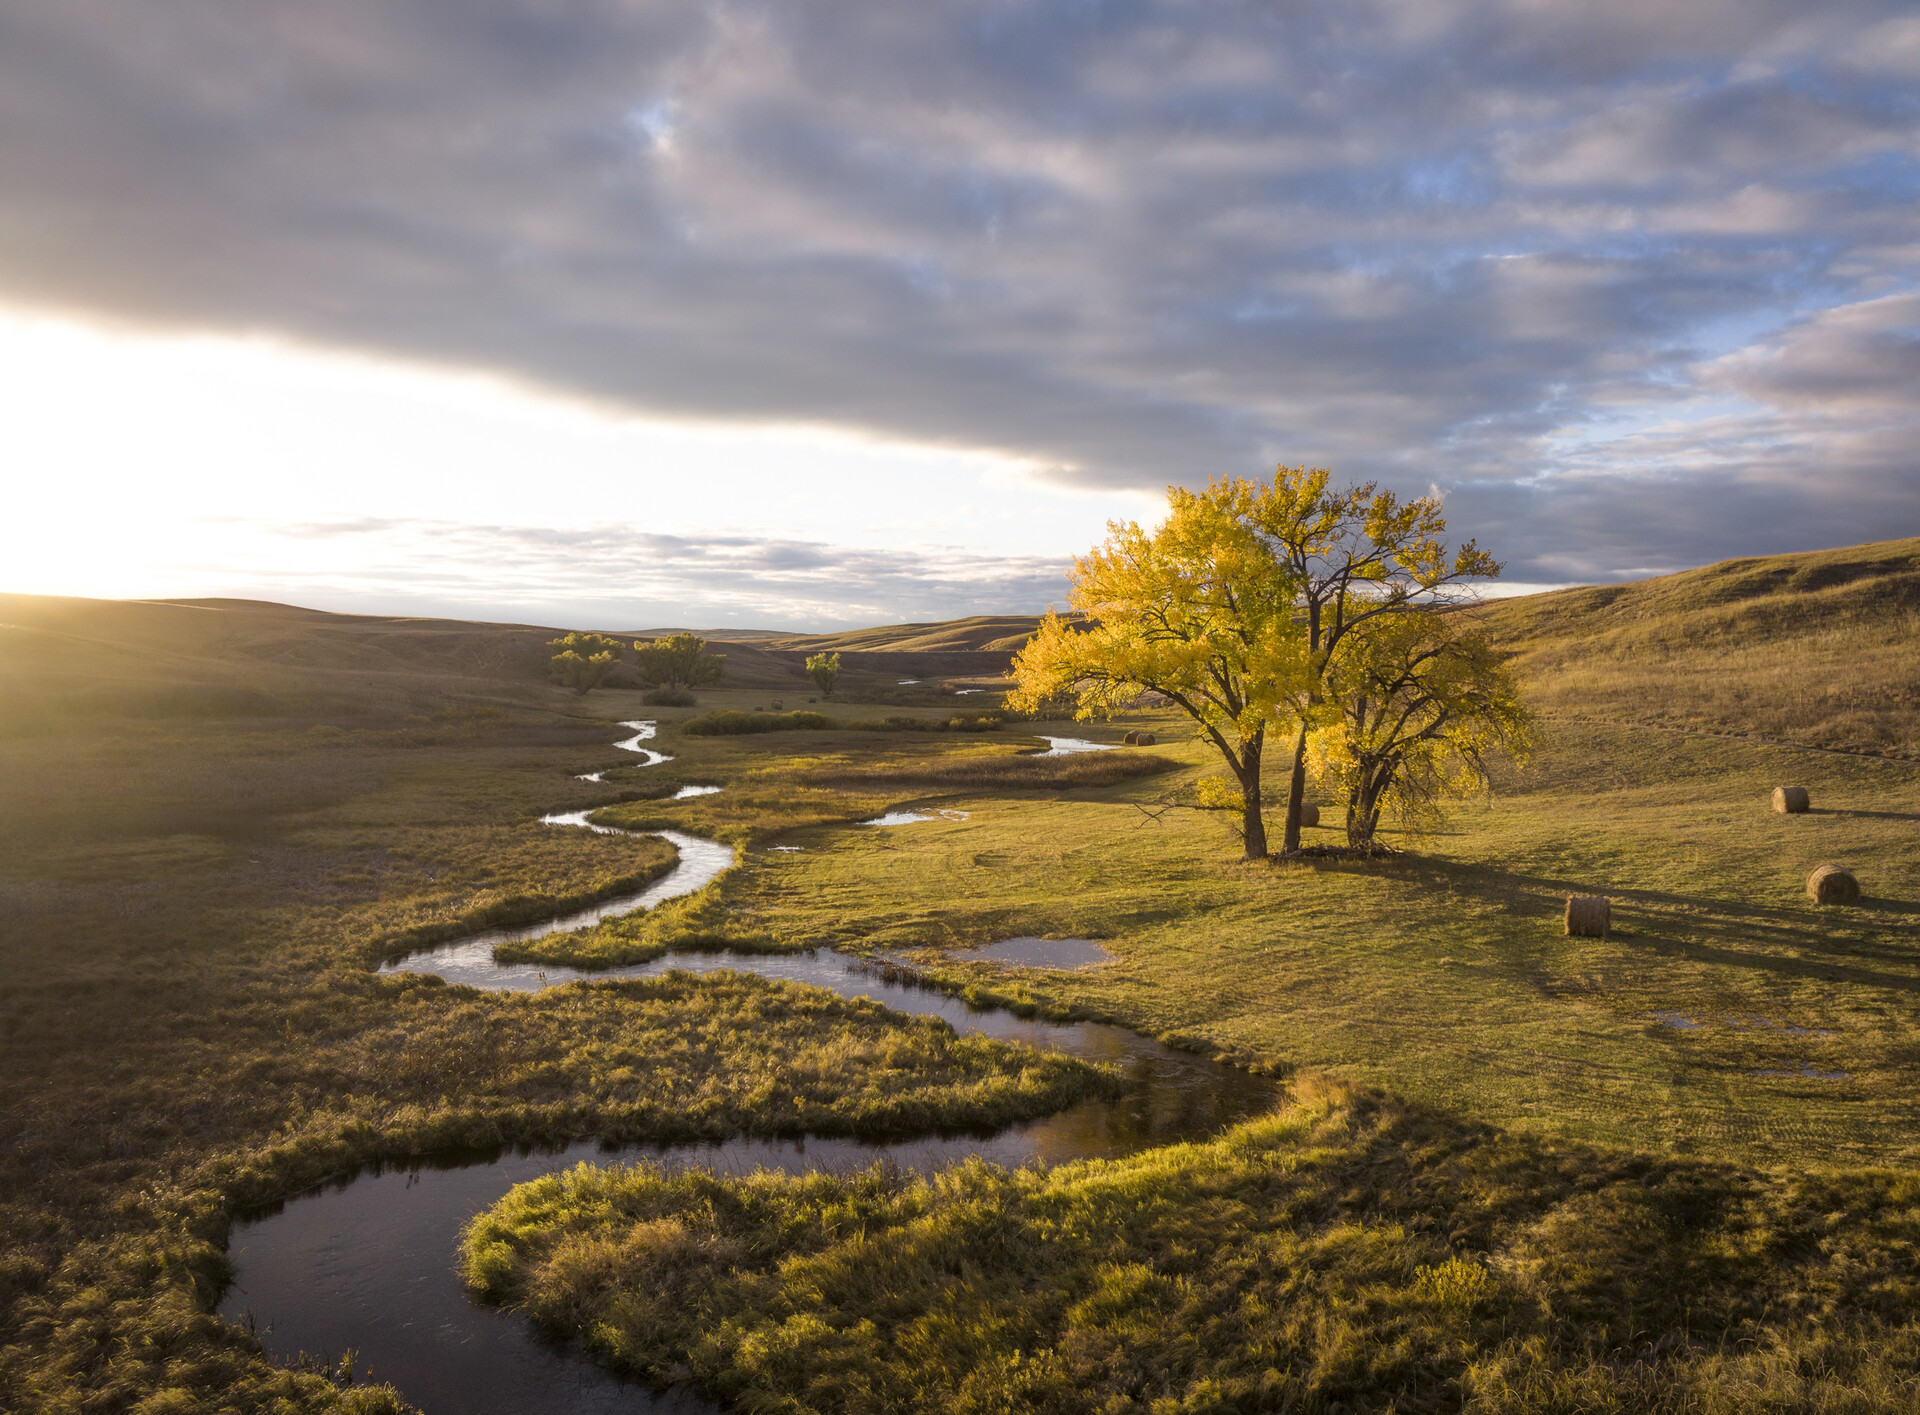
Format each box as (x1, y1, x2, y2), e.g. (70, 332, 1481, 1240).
(945, 937, 1116, 969)
(1729, 1015, 1834, 1039)
(575, 770, 606, 783)
(769, 845, 805, 852)
(1036, 736, 1117, 756)
(1650, 1011, 1834, 1039)
(859, 808, 970, 826)
(898, 678, 921, 685)
(672, 785, 723, 799)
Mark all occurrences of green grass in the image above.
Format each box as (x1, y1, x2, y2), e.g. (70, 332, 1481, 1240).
(463, 1074, 1920, 1414)
(1480, 536, 1920, 758)
(5, 543, 1920, 1412)
(691, 716, 1920, 1164)
(0, 621, 1117, 1409)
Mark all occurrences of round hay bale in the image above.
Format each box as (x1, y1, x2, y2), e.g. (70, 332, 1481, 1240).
(1299, 802, 1320, 828)
(1772, 786, 1810, 814)
(1565, 895, 1611, 939)
(1122, 730, 1140, 745)
(1806, 865, 1860, 905)
(1136, 732, 1156, 746)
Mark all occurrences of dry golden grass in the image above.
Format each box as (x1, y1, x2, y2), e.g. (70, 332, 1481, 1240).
(1479, 538, 1920, 757)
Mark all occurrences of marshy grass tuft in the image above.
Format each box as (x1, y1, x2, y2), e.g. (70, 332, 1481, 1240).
(463, 1077, 1920, 1414)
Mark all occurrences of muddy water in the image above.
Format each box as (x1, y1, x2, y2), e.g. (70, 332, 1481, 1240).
(222, 722, 1275, 1414)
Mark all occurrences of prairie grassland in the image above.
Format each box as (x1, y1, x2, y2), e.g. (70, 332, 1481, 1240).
(696, 716, 1920, 1163)
(0, 674, 1109, 1408)
(5, 545, 1920, 1412)
(1482, 536, 1920, 756)
(465, 1074, 1920, 1414)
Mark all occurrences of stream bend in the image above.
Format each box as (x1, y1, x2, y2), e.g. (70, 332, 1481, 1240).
(226, 720, 1275, 1415)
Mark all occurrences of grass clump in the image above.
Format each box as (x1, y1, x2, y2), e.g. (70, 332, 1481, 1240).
(379, 833, 680, 960)
(682, 710, 837, 735)
(680, 709, 1008, 737)
(796, 750, 1179, 792)
(845, 713, 1005, 732)
(464, 1075, 1920, 1413)
(4, 968, 1108, 1410)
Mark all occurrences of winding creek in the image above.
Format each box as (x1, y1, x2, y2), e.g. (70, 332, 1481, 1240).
(219, 720, 1275, 1414)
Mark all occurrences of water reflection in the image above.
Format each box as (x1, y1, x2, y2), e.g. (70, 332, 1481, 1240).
(236, 948, 1275, 1413)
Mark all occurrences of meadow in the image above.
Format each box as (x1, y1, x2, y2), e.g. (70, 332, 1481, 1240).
(466, 1076, 1920, 1413)
(2, 540, 1918, 1411)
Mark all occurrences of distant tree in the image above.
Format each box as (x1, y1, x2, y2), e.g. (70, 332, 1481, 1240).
(806, 651, 842, 699)
(634, 633, 725, 692)
(1229, 468, 1500, 853)
(1310, 609, 1533, 848)
(547, 633, 624, 695)
(1008, 484, 1303, 860)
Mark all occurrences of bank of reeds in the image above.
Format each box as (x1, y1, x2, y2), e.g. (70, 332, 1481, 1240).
(798, 750, 1179, 792)
(2, 970, 1108, 1411)
(465, 1075, 1920, 1414)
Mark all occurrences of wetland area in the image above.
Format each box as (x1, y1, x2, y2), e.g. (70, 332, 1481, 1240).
(5, 545, 1920, 1412)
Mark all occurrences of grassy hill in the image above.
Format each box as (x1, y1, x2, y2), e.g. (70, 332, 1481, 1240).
(0, 594, 568, 729)
(1478, 537, 1920, 758)
(2, 542, 1918, 1410)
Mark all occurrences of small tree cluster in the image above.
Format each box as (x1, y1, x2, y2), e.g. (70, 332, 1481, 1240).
(805, 652, 842, 699)
(546, 633, 624, 695)
(634, 633, 725, 692)
(1011, 467, 1531, 859)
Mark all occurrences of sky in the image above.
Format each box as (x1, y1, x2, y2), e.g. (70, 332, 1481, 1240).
(2, 0, 1916, 630)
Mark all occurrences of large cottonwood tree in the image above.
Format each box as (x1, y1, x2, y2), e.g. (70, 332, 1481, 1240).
(1229, 469, 1500, 853)
(1009, 482, 1305, 859)
(547, 633, 624, 695)
(634, 633, 726, 692)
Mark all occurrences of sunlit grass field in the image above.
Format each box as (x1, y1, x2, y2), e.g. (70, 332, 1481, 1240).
(690, 715, 1920, 1164)
(1, 541, 1917, 1410)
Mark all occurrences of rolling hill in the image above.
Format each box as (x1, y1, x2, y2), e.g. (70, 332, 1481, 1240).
(5, 536, 1916, 748)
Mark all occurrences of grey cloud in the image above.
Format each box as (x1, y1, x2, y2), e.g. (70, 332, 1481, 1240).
(2, 0, 1916, 594)
(223, 518, 1074, 629)
(1713, 294, 1920, 412)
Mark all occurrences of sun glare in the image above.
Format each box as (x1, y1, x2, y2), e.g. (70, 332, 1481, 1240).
(0, 307, 1145, 620)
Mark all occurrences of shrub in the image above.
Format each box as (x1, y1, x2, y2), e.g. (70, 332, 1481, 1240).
(847, 714, 1003, 733)
(680, 710, 835, 736)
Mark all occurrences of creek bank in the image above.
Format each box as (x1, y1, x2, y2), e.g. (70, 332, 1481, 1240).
(224, 717, 1275, 1414)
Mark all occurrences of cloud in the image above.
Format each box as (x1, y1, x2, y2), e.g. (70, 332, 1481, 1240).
(0, 0, 1914, 599)
(194, 517, 1075, 630)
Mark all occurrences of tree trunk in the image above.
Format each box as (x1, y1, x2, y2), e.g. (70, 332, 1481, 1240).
(1241, 792, 1267, 859)
(1237, 731, 1266, 860)
(1280, 722, 1309, 853)
(1348, 767, 1386, 847)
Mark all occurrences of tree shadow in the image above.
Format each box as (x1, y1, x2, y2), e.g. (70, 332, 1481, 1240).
(1366, 854, 1920, 993)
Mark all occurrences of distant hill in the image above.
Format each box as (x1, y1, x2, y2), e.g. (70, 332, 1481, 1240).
(7, 537, 1915, 750)
(1477, 537, 1920, 757)
(0, 596, 1042, 728)
(762, 616, 1049, 654)
(0, 595, 576, 727)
